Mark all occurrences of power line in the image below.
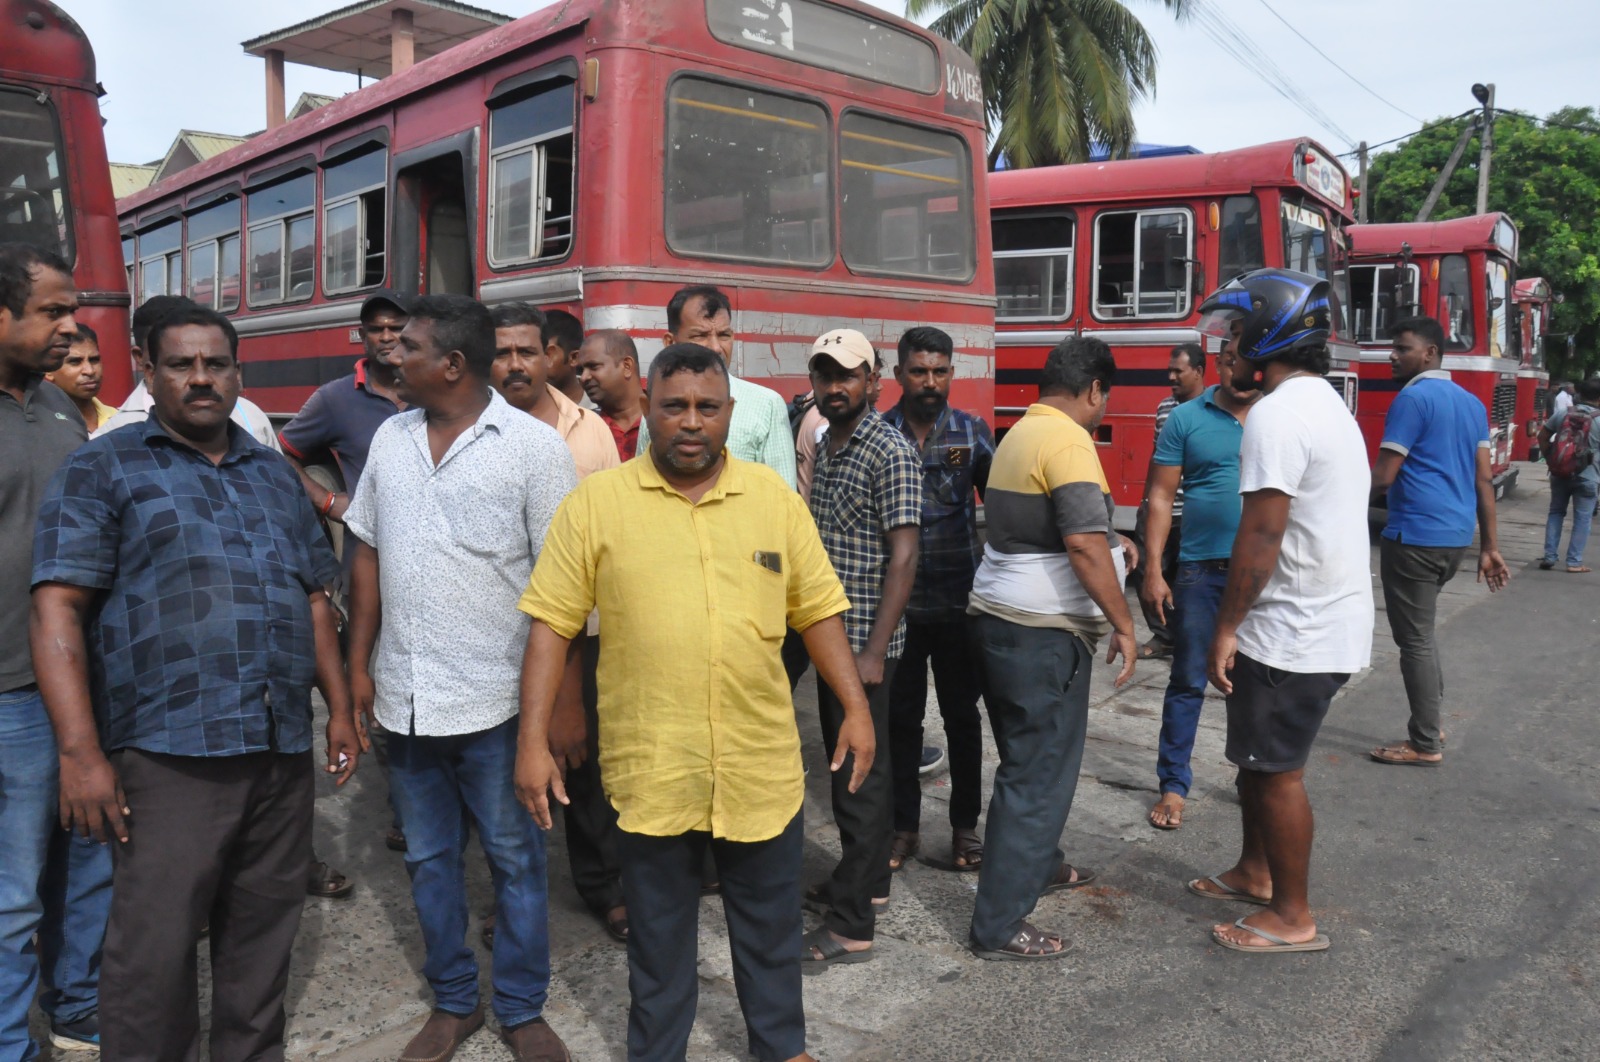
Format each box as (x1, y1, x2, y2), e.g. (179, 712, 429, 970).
(1336, 110, 1477, 157)
(1494, 107, 1600, 134)
(1188, 0, 1354, 148)
(1255, 0, 1424, 125)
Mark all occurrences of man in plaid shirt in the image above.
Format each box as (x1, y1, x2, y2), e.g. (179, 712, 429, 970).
(881, 327, 994, 875)
(802, 328, 921, 971)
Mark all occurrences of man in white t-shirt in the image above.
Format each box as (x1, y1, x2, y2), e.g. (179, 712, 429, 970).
(1188, 269, 1374, 956)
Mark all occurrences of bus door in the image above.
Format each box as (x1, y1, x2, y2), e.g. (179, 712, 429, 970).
(394, 132, 475, 296)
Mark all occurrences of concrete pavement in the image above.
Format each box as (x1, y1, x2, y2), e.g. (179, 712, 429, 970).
(115, 463, 1598, 1061)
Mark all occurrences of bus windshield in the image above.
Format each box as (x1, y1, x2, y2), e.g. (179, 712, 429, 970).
(0, 88, 72, 260)
(1281, 197, 1349, 335)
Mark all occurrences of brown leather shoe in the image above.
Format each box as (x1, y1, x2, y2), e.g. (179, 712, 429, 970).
(399, 1006, 484, 1062)
(500, 1018, 572, 1061)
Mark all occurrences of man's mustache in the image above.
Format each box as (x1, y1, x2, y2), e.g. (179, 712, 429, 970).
(185, 389, 223, 404)
(502, 372, 533, 387)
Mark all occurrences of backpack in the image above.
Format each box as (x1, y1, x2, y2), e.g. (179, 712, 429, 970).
(1548, 407, 1597, 479)
(788, 391, 816, 440)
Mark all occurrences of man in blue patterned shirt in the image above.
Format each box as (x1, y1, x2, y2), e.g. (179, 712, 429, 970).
(881, 327, 995, 875)
(31, 304, 362, 1061)
(802, 328, 921, 971)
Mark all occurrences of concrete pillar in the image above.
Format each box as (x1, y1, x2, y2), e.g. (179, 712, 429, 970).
(391, 8, 415, 73)
(265, 48, 286, 129)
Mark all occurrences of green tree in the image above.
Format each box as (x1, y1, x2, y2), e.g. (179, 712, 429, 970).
(907, 0, 1187, 169)
(1367, 107, 1600, 379)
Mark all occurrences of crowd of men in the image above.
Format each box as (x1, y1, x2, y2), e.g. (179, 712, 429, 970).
(1, 234, 1588, 1061)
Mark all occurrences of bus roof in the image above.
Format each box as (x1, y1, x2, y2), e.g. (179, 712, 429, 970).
(0, 0, 97, 93)
(118, 0, 974, 216)
(1515, 276, 1551, 302)
(1348, 213, 1518, 260)
(987, 138, 1352, 216)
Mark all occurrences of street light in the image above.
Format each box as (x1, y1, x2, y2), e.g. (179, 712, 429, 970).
(1471, 83, 1491, 106)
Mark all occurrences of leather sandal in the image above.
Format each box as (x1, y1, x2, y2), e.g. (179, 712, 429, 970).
(950, 827, 984, 871)
(888, 830, 918, 872)
(970, 921, 1074, 961)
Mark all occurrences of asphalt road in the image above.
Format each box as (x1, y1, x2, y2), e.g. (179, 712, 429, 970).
(77, 464, 1591, 1062)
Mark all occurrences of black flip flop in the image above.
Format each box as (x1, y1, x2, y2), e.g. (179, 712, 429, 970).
(801, 927, 872, 973)
(1041, 864, 1096, 895)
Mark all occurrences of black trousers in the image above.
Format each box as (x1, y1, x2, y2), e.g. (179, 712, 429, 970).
(616, 813, 805, 1062)
(887, 618, 990, 833)
(816, 657, 897, 942)
(102, 749, 313, 1062)
(564, 634, 624, 914)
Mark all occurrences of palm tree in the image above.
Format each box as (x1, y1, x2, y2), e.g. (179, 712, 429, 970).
(907, 0, 1188, 169)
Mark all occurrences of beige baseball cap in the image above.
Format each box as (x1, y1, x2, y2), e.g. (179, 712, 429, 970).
(809, 328, 875, 372)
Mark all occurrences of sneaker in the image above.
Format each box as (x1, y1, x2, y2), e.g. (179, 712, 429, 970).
(50, 1014, 100, 1053)
(919, 746, 947, 776)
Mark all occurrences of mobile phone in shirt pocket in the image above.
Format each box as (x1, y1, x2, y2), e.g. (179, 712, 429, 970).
(748, 550, 787, 639)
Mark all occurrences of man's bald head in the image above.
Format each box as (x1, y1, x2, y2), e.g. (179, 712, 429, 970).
(578, 329, 642, 415)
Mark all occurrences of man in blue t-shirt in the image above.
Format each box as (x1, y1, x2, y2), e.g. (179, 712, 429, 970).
(1370, 316, 1510, 767)
(1140, 345, 1259, 829)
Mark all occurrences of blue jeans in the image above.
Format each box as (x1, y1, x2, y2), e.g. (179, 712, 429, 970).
(387, 718, 549, 1026)
(1156, 563, 1231, 797)
(0, 687, 113, 1062)
(1544, 477, 1598, 567)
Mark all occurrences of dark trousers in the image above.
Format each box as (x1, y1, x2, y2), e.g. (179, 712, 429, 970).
(816, 657, 898, 942)
(616, 814, 806, 1062)
(1135, 514, 1182, 647)
(888, 618, 989, 832)
(1156, 562, 1231, 796)
(1379, 538, 1466, 754)
(969, 616, 1092, 950)
(781, 628, 811, 692)
(565, 634, 623, 914)
(101, 749, 313, 1062)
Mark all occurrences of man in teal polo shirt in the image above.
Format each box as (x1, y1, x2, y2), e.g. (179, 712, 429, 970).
(1140, 344, 1260, 829)
(1370, 316, 1510, 767)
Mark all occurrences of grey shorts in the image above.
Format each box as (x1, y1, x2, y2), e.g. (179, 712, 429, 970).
(1224, 652, 1349, 772)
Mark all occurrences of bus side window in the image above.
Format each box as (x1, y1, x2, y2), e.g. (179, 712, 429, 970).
(0, 87, 72, 259)
(1217, 195, 1263, 287)
(1437, 254, 1474, 351)
(185, 196, 241, 312)
(247, 171, 315, 307)
(323, 146, 387, 294)
(1093, 208, 1191, 320)
(488, 79, 575, 267)
(136, 219, 181, 304)
(840, 110, 975, 281)
(992, 213, 1073, 321)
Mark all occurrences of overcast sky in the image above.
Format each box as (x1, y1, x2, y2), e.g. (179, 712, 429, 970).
(75, 0, 1597, 168)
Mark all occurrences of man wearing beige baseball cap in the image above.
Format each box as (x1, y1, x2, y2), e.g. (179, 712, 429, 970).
(800, 328, 923, 971)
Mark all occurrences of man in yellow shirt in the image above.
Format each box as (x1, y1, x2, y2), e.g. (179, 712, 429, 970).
(515, 343, 874, 1062)
(44, 323, 116, 432)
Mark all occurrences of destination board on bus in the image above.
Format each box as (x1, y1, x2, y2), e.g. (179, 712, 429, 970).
(705, 0, 940, 93)
(1294, 144, 1348, 210)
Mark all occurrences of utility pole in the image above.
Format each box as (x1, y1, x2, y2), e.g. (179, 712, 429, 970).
(1473, 83, 1496, 215)
(1356, 141, 1369, 223)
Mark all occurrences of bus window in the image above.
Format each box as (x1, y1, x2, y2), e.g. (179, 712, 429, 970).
(1438, 254, 1474, 351)
(137, 220, 181, 303)
(1217, 195, 1263, 286)
(841, 111, 973, 281)
(122, 235, 135, 299)
(488, 80, 574, 266)
(993, 213, 1072, 321)
(0, 88, 72, 260)
(323, 147, 387, 292)
(1281, 200, 1329, 279)
(705, 0, 940, 93)
(1093, 208, 1191, 319)
(666, 77, 831, 267)
(186, 197, 241, 312)
(248, 172, 315, 306)
(1486, 259, 1510, 358)
(1346, 263, 1418, 342)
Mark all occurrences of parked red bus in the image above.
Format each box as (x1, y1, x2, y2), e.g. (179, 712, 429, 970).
(987, 138, 1358, 524)
(2, 0, 132, 399)
(1346, 212, 1526, 492)
(114, 0, 993, 419)
(1512, 276, 1555, 460)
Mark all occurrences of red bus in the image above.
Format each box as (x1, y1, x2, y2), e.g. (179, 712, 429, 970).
(1346, 212, 1526, 492)
(1512, 276, 1555, 461)
(1, 0, 132, 399)
(987, 138, 1359, 524)
(114, 0, 993, 418)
